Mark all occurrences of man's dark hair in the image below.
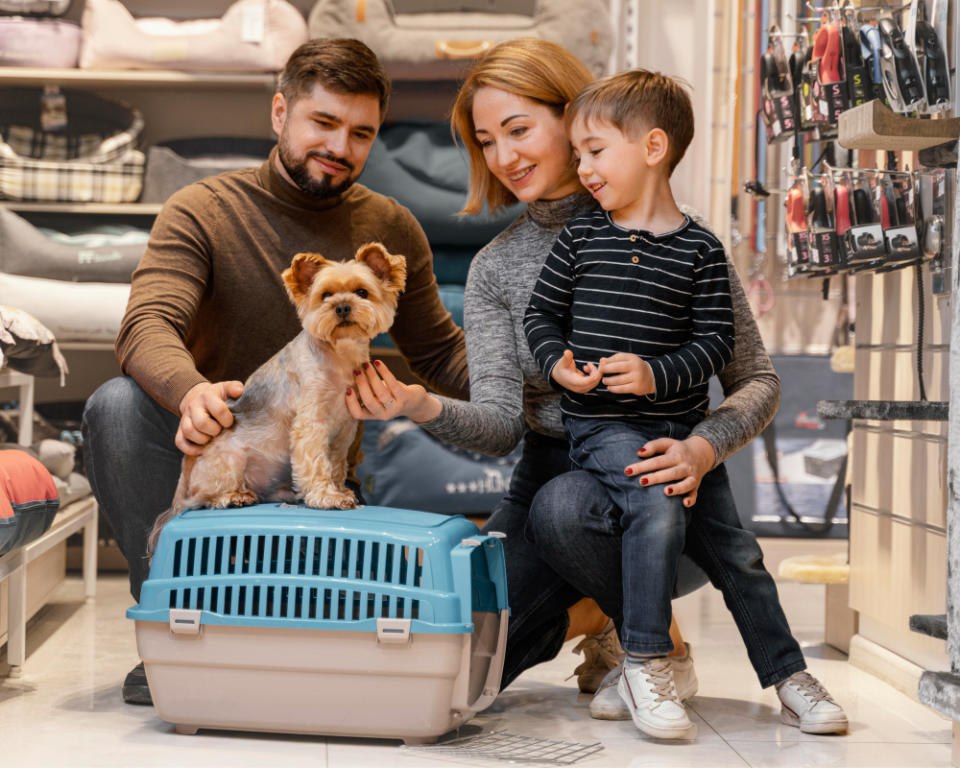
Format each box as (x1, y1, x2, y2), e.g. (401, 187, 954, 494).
(279, 38, 391, 119)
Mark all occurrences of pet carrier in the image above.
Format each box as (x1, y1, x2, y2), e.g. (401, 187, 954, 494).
(127, 504, 509, 744)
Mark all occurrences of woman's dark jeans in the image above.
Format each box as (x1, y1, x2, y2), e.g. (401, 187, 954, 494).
(489, 429, 806, 690)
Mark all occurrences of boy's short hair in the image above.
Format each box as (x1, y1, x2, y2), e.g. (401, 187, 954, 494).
(279, 38, 391, 120)
(566, 69, 694, 175)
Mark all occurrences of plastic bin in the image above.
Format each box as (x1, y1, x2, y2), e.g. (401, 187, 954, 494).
(127, 504, 509, 744)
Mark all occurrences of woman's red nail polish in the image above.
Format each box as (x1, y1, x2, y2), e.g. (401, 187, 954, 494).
(639, 448, 647, 454)
(625, 468, 633, 476)
(665, 487, 672, 495)
(346, 387, 352, 396)
(353, 369, 360, 376)
(374, 360, 383, 367)
(363, 362, 370, 369)
(640, 477, 648, 485)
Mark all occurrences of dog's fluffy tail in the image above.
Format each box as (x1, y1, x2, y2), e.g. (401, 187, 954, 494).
(146, 457, 193, 560)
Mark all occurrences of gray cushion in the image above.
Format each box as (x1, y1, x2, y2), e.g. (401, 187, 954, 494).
(361, 122, 521, 247)
(141, 137, 275, 203)
(0, 207, 145, 283)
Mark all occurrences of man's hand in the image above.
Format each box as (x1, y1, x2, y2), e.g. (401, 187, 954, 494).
(598, 352, 655, 396)
(550, 349, 601, 393)
(175, 380, 244, 455)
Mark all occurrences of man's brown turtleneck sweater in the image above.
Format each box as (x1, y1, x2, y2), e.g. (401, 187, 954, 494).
(116, 149, 468, 475)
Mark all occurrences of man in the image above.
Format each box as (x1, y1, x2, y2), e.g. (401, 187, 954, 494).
(81, 38, 468, 704)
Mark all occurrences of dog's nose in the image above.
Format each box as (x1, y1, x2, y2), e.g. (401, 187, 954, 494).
(335, 303, 352, 319)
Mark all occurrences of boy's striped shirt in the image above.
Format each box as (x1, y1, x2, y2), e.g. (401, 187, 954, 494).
(523, 210, 735, 423)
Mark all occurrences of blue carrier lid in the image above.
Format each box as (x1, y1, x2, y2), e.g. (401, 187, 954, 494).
(127, 504, 508, 635)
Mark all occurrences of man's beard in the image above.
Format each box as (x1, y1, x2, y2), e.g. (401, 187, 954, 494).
(278, 135, 356, 199)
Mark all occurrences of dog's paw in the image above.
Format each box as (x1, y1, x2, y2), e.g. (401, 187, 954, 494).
(208, 490, 258, 509)
(303, 488, 356, 510)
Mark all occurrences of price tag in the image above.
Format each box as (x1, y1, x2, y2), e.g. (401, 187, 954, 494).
(40, 86, 67, 132)
(242, 2, 266, 44)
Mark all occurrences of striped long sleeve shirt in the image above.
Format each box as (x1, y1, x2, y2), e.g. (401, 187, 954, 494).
(523, 209, 735, 424)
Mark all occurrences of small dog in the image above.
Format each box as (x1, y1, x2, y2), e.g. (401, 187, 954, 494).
(147, 242, 407, 554)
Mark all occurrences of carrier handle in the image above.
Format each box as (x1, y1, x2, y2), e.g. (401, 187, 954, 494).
(435, 40, 494, 59)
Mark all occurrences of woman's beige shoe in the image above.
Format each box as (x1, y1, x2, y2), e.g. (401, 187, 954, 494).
(571, 618, 624, 694)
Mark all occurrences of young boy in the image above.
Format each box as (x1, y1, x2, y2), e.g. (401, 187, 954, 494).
(524, 70, 847, 740)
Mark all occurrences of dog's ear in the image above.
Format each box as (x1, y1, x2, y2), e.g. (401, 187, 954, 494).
(283, 252, 330, 302)
(355, 242, 407, 295)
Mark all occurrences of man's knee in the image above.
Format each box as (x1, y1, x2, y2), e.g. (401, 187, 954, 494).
(83, 376, 145, 432)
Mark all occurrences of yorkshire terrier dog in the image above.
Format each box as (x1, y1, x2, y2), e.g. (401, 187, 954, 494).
(147, 242, 407, 554)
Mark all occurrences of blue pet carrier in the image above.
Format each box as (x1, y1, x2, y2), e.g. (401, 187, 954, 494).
(127, 504, 509, 743)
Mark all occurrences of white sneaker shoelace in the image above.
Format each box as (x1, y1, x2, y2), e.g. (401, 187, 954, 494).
(782, 671, 837, 705)
(633, 657, 680, 704)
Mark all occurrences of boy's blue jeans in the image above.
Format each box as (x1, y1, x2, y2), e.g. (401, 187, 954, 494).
(562, 417, 806, 684)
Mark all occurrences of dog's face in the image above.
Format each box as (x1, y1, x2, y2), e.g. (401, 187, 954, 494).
(282, 243, 407, 344)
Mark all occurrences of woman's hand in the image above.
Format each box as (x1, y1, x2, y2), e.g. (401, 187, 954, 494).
(345, 360, 442, 423)
(624, 435, 716, 507)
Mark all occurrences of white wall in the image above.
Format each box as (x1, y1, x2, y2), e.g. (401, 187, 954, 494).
(626, 0, 717, 228)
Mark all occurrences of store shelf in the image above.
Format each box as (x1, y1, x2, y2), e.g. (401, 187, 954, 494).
(0, 201, 162, 215)
(0, 66, 278, 90)
(818, 399, 949, 421)
(838, 99, 960, 151)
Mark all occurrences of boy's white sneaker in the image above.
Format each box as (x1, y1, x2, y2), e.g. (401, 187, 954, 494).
(590, 644, 697, 720)
(617, 657, 692, 739)
(776, 671, 848, 734)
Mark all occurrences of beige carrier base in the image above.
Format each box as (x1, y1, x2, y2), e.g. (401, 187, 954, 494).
(135, 610, 507, 744)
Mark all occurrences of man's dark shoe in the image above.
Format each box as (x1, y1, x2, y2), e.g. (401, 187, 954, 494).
(122, 662, 153, 705)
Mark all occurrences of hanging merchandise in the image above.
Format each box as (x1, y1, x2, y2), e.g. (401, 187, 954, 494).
(911, 0, 951, 113)
(878, 171, 921, 267)
(759, 25, 797, 143)
(858, 19, 886, 103)
(809, 180, 840, 270)
(811, 9, 848, 124)
(840, 171, 886, 269)
(876, 15, 925, 113)
(839, 2, 870, 107)
(785, 173, 811, 274)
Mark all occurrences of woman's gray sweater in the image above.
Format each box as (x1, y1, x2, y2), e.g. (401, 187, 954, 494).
(421, 192, 779, 467)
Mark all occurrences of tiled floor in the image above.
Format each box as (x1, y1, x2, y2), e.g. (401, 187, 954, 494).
(0, 572, 951, 768)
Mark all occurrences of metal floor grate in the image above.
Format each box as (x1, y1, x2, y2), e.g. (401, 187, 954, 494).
(406, 730, 604, 765)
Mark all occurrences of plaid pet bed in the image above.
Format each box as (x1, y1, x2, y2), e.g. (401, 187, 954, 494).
(0, 87, 145, 203)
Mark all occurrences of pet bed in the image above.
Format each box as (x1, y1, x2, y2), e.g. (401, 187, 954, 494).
(140, 137, 275, 203)
(129, 504, 508, 743)
(307, 0, 612, 78)
(0, 208, 145, 283)
(0, 449, 59, 558)
(357, 417, 519, 517)
(0, 0, 70, 14)
(0, 19, 81, 68)
(0, 87, 144, 203)
(0, 273, 128, 344)
(80, 0, 309, 72)
(362, 121, 521, 246)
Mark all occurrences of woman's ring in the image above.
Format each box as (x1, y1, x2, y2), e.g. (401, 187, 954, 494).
(382, 398, 396, 408)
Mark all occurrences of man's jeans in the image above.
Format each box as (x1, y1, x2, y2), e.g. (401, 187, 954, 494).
(535, 419, 806, 688)
(82, 377, 182, 603)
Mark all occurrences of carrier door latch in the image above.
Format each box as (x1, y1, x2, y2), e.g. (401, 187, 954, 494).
(376, 617, 411, 644)
(169, 609, 203, 636)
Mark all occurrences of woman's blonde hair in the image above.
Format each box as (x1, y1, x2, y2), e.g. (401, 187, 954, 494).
(451, 38, 594, 215)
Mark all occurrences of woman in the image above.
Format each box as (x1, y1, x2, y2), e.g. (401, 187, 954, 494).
(346, 38, 810, 721)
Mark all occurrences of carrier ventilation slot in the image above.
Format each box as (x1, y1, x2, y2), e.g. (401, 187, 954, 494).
(167, 534, 424, 622)
(171, 535, 424, 587)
